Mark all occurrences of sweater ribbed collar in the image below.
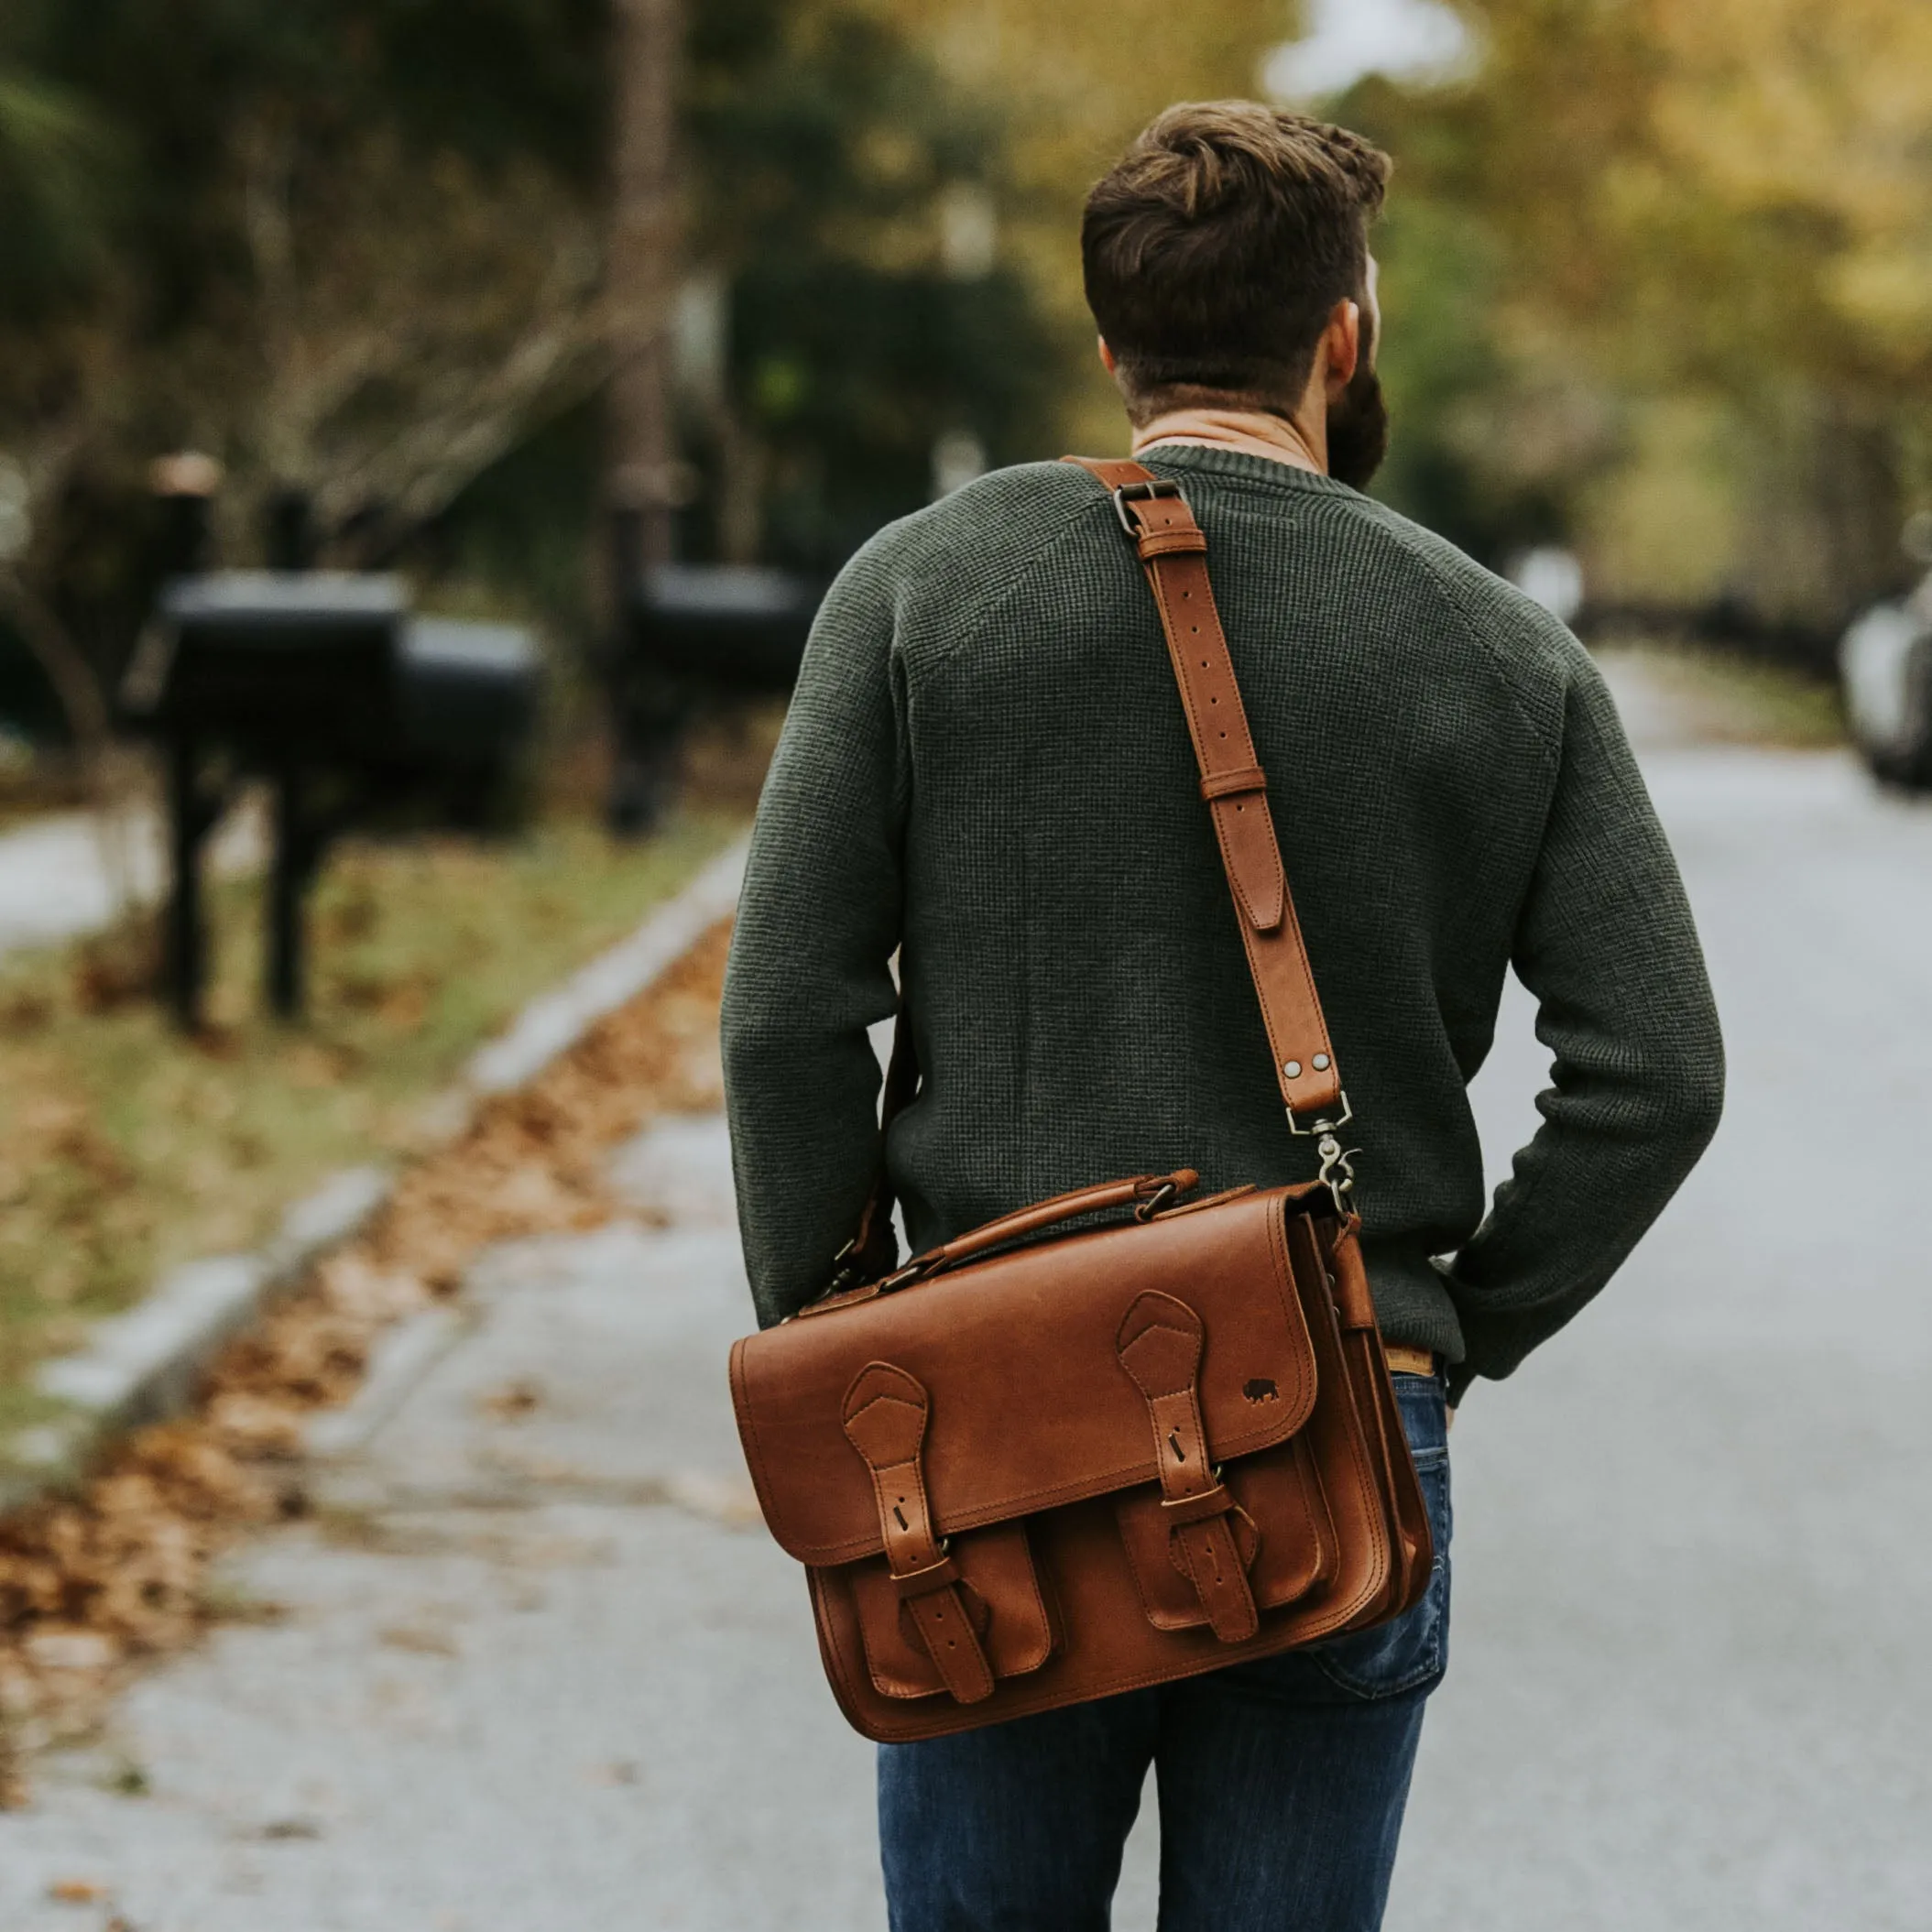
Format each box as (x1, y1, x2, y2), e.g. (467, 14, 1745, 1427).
(1123, 441, 1365, 503)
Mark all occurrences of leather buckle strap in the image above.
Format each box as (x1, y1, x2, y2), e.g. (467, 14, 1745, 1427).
(1061, 454, 1347, 1127)
(841, 1362, 995, 1704)
(890, 1548, 962, 1599)
(1115, 1292, 1259, 1643)
(1159, 1480, 1237, 1528)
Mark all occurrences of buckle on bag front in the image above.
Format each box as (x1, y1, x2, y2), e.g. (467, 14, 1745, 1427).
(1112, 478, 1184, 535)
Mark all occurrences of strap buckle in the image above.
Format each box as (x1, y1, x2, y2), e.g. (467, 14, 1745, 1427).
(1112, 477, 1184, 535)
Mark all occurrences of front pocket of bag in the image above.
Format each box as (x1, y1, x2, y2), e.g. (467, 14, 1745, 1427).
(1113, 1435, 1337, 1632)
(846, 1523, 1059, 1699)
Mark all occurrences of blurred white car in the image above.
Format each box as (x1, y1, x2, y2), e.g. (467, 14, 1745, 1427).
(1841, 582, 1932, 786)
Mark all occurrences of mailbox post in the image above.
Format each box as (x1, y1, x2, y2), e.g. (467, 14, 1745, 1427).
(123, 572, 543, 1030)
(608, 563, 821, 833)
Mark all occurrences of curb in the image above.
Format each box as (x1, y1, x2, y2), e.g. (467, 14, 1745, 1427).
(0, 835, 748, 1514)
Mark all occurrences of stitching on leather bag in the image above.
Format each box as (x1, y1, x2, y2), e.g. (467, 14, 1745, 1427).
(851, 1511, 1403, 1738)
(852, 1577, 932, 1700)
(1118, 1469, 1318, 1635)
(764, 1198, 1320, 1565)
(730, 1343, 784, 1540)
(864, 1623, 1340, 1736)
(1226, 797, 1287, 930)
(1256, 902, 1329, 1069)
(1115, 1490, 1184, 1632)
(791, 1424, 1295, 1566)
(1004, 1532, 1056, 1675)
(810, 1571, 876, 1733)
(1235, 921, 1293, 1081)
(1291, 1221, 1392, 1626)
(1265, 1204, 1317, 1426)
(849, 1529, 1058, 1699)
(1135, 529, 1332, 1068)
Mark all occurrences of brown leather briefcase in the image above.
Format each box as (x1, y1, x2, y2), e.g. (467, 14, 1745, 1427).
(728, 458, 1433, 1742)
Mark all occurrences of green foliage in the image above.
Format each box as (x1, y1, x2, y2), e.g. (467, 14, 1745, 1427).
(1366, 191, 1568, 564)
(0, 67, 116, 313)
(686, 3, 1063, 566)
(0, 0, 1068, 734)
(1350, 0, 1932, 629)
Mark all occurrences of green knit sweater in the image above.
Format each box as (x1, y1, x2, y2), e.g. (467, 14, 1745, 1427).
(721, 446, 1723, 1402)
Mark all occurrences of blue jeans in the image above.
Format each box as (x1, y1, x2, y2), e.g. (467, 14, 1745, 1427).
(878, 1374, 1452, 1932)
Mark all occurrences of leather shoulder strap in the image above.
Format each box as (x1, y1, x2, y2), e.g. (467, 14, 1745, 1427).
(1063, 455, 1346, 1128)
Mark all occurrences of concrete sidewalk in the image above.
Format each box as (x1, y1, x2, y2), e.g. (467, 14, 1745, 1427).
(0, 801, 261, 960)
(2, 739, 1929, 1928)
(0, 1114, 890, 1931)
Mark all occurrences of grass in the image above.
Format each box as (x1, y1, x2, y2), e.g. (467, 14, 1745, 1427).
(1592, 638, 1845, 748)
(0, 803, 742, 1435)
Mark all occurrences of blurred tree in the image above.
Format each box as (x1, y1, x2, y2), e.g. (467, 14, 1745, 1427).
(683, 0, 1064, 569)
(0, 23, 126, 772)
(1352, 0, 1932, 639)
(0, 0, 617, 766)
(38, 0, 613, 563)
(0, 0, 1074, 745)
(875, 0, 1306, 453)
(608, 0, 682, 578)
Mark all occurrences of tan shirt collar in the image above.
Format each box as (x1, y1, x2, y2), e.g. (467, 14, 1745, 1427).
(1130, 408, 1324, 475)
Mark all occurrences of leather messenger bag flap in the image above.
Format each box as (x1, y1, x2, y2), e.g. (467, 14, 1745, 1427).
(730, 1186, 1317, 1565)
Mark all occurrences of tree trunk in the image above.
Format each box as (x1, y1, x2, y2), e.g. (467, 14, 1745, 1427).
(608, 0, 683, 582)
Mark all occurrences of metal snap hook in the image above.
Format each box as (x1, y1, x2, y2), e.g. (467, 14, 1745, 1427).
(1316, 1132, 1361, 1210)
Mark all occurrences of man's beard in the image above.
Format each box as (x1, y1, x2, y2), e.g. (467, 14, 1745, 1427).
(1326, 361, 1389, 491)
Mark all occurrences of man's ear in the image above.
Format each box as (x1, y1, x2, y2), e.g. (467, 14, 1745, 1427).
(1321, 300, 1361, 399)
(1097, 335, 1118, 377)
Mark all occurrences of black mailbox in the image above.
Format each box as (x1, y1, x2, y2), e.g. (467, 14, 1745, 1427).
(399, 619, 545, 769)
(609, 564, 822, 832)
(633, 566, 820, 685)
(132, 573, 404, 756)
(124, 571, 543, 1028)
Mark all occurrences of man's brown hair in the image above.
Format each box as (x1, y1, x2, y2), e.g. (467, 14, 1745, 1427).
(1082, 102, 1391, 422)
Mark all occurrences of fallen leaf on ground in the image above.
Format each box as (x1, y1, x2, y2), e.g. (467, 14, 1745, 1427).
(377, 1625, 459, 1657)
(259, 1817, 322, 1840)
(479, 1378, 542, 1421)
(48, 1878, 109, 1903)
(0, 921, 731, 1758)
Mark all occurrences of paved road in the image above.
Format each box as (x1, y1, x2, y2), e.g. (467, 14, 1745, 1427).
(4, 735, 1930, 1929)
